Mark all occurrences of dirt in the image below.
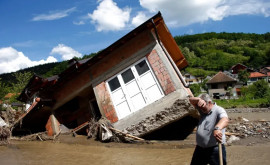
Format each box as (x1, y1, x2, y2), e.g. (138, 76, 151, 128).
(0, 109, 269, 165)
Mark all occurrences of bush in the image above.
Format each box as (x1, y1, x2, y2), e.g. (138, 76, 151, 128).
(241, 80, 270, 99)
(189, 84, 201, 97)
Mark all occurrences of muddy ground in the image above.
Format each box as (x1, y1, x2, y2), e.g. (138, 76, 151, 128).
(0, 109, 269, 165)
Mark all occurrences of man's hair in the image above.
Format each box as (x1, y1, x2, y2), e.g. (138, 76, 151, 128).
(198, 93, 212, 104)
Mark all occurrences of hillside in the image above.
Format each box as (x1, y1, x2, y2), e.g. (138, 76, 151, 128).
(174, 32, 270, 77)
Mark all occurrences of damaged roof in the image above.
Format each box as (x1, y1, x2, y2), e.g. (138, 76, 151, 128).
(18, 12, 187, 103)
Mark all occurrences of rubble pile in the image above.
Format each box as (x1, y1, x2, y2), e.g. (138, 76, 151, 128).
(0, 126, 10, 143)
(226, 107, 270, 113)
(227, 117, 270, 139)
(124, 99, 199, 137)
(87, 117, 134, 143)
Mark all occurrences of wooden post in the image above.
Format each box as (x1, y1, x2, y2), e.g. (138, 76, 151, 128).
(218, 143, 223, 165)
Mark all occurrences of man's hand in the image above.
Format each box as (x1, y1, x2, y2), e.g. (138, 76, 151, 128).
(213, 129, 223, 143)
(197, 99, 206, 108)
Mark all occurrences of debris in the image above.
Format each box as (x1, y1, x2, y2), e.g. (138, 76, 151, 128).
(226, 118, 270, 140)
(109, 127, 144, 141)
(227, 135, 240, 145)
(0, 126, 10, 144)
(59, 124, 71, 134)
(86, 117, 143, 143)
(12, 132, 53, 141)
(100, 124, 113, 141)
(0, 117, 7, 127)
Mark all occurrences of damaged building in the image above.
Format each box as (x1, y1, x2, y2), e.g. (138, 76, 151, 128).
(12, 12, 198, 140)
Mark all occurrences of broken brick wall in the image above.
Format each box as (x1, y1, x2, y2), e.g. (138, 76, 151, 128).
(94, 82, 118, 123)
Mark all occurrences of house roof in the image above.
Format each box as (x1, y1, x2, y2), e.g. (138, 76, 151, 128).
(231, 63, 248, 70)
(249, 72, 267, 78)
(206, 72, 237, 84)
(18, 12, 188, 103)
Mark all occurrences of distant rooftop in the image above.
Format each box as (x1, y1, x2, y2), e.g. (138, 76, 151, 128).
(207, 71, 237, 84)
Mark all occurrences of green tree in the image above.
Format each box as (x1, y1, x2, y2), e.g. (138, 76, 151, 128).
(241, 80, 270, 99)
(238, 70, 249, 84)
(189, 84, 201, 97)
(12, 72, 33, 93)
(252, 80, 270, 99)
(0, 78, 10, 100)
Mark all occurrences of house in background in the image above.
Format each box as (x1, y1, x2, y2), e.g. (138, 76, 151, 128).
(231, 63, 254, 74)
(260, 66, 270, 83)
(247, 72, 268, 85)
(13, 12, 197, 139)
(183, 73, 202, 85)
(206, 72, 237, 99)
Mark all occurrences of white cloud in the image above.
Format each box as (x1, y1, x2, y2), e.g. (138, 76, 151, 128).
(73, 20, 85, 25)
(0, 47, 57, 74)
(50, 44, 82, 60)
(88, 0, 131, 31)
(32, 7, 76, 21)
(139, 0, 270, 27)
(131, 12, 148, 27)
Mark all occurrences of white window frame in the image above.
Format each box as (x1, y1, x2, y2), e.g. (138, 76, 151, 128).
(106, 58, 164, 119)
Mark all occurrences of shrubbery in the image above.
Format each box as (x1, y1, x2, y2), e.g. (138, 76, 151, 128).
(216, 80, 270, 108)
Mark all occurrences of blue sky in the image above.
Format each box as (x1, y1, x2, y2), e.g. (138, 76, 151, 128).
(0, 0, 270, 74)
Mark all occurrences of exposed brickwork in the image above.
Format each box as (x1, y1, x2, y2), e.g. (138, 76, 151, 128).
(147, 49, 176, 95)
(95, 82, 118, 123)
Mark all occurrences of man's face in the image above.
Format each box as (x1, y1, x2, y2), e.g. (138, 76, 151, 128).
(198, 101, 211, 114)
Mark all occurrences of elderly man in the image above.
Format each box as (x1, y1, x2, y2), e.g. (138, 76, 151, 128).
(189, 93, 229, 165)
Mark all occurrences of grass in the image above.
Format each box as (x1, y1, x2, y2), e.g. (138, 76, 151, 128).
(214, 98, 269, 109)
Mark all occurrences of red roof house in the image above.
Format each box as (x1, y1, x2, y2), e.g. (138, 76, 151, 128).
(248, 72, 268, 85)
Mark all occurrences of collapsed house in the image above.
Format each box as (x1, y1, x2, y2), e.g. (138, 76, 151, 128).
(12, 12, 198, 140)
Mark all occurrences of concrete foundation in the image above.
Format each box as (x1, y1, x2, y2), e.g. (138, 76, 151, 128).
(113, 91, 199, 137)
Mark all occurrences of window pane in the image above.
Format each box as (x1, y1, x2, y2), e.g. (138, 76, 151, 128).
(121, 69, 135, 84)
(135, 60, 149, 75)
(108, 77, 120, 91)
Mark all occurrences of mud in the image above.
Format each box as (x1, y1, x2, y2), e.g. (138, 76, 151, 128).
(0, 109, 269, 165)
(1, 138, 270, 165)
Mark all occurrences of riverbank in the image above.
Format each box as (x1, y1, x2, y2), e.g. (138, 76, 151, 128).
(0, 109, 269, 165)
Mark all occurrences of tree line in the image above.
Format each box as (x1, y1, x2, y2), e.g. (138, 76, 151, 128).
(175, 32, 270, 77)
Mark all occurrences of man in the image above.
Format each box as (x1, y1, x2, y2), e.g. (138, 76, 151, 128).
(189, 93, 229, 165)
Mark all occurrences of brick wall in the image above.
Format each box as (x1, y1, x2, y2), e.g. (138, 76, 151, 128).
(95, 82, 118, 123)
(147, 49, 176, 95)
